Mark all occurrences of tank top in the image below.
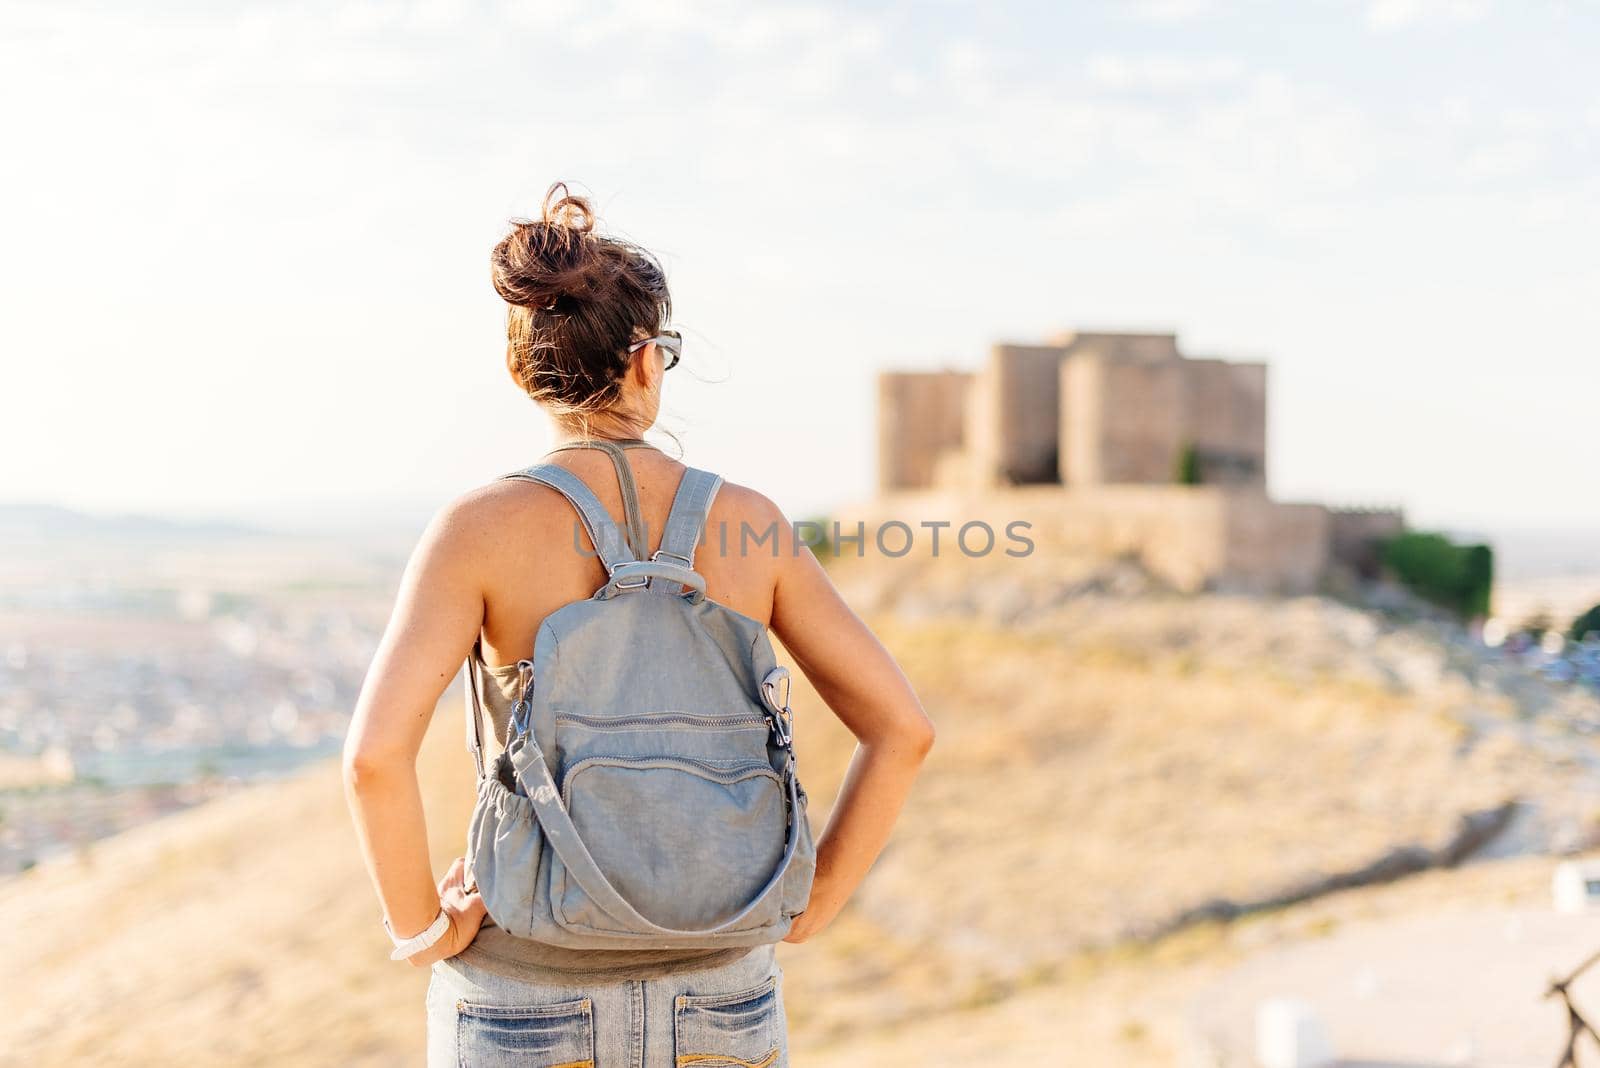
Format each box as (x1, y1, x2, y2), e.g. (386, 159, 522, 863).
(451, 441, 756, 984)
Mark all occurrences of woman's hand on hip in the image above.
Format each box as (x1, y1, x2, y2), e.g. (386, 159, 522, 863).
(404, 856, 487, 968)
(781, 872, 846, 944)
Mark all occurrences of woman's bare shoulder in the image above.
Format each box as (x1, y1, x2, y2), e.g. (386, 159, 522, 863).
(709, 478, 787, 525)
(439, 477, 577, 529)
(702, 478, 806, 564)
(415, 478, 579, 568)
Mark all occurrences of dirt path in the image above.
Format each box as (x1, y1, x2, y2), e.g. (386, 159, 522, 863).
(1190, 907, 1600, 1067)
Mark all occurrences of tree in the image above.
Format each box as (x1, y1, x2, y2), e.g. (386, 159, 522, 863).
(1571, 603, 1600, 643)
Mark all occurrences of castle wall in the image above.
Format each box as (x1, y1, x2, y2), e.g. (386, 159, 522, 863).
(1057, 338, 1264, 490)
(1061, 354, 1186, 486)
(1182, 359, 1267, 486)
(1326, 506, 1407, 578)
(1055, 331, 1181, 363)
(1059, 354, 1101, 488)
(877, 371, 972, 492)
(1217, 491, 1331, 593)
(834, 485, 1332, 594)
(967, 344, 1068, 486)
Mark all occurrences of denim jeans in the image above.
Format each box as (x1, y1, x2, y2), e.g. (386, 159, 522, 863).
(426, 944, 788, 1067)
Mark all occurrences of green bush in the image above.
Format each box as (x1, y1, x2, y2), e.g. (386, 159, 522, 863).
(1572, 603, 1600, 642)
(1379, 530, 1494, 619)
(1174, 441, 1201, 485)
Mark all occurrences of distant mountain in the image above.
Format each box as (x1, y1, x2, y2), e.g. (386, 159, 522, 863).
(1488, 526, 1600, 581)
(0, 502, 270, 542)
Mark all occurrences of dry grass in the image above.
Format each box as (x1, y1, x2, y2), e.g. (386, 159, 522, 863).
(2, 589, 1593, 1066)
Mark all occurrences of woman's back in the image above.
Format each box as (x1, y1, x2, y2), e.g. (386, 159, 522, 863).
(469, 445, 785, 676)
(455, 441, 799, 983)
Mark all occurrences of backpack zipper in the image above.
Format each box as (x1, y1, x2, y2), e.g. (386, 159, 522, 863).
(559, 754, 781, 804)
(553, 710, 767, 732)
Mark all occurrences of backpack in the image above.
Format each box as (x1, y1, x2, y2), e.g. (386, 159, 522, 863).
(460, 442, 817, 949)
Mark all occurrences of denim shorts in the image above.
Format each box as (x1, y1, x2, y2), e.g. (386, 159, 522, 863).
(426, 943, 788, 1068)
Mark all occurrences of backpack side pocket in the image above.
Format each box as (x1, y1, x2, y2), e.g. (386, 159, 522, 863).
(467, 749, 545, 940)
(779, 777, 816, 919)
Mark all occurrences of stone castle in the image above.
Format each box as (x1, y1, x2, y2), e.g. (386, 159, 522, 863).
(856, 330, 1403, 593)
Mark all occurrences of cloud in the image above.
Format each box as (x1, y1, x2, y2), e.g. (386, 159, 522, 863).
(1086, 53, 1244, 92)
(497, 0, 883, 63)
(1364, 0, 1493, 32)
(1120, 0, 1218, 23)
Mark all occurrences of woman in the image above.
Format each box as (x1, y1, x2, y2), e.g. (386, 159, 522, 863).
(342, 182, 935, 1067)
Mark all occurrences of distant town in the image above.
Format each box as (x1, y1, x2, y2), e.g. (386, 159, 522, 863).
(0, 506, 409, 874)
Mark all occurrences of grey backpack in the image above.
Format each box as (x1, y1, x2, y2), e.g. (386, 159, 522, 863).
(461, 443, 816, 949)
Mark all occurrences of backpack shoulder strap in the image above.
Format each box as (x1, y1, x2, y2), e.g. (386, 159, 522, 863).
(647, 467, 723, 591)
(464, 457, 641, 779)
(498, 462, 638, 574)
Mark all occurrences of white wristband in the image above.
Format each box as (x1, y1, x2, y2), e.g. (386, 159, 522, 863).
(384, 908, 450, 961)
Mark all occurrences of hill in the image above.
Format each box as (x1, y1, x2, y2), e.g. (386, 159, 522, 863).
(4, 558, 1598, 1064)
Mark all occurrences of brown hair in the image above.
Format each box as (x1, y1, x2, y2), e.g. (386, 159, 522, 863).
(491, 182, 671, 422)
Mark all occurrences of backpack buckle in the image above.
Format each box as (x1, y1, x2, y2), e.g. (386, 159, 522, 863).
(761, 667, 794, 750)
(510, 659, 536, 736)
(769, 704, 793, 749)
(607, 561, 650, 590)
(646, 549, 694, 593)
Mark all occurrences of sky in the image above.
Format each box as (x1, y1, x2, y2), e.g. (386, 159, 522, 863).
(1, 0, 1596, 548)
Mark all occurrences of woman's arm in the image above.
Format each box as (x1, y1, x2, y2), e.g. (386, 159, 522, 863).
(766, 517, 937, 943)
(342, 499, 489, 967)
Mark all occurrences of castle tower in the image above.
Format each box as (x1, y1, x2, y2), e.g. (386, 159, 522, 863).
(965, 343, 1070, 486)
(1058, 334, 1266, 488)
(877, 370, 972, 492)
(876, 330, 1269, 492)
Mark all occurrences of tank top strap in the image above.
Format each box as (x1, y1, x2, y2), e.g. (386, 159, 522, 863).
(543, 439, 652, 562)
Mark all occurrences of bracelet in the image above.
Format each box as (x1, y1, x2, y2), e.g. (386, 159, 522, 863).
(383, 907, 450, 961)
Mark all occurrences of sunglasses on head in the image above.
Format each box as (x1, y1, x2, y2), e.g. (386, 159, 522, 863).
(626, 329, 681, 371)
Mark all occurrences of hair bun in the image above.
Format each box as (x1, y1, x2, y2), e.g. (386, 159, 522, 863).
(490, 182, 609, 310)
(491, 180, 673, 417)
(541, 184, 595, 236)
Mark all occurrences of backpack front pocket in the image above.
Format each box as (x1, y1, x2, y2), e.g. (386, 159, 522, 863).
(551, 756, 787, 937)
